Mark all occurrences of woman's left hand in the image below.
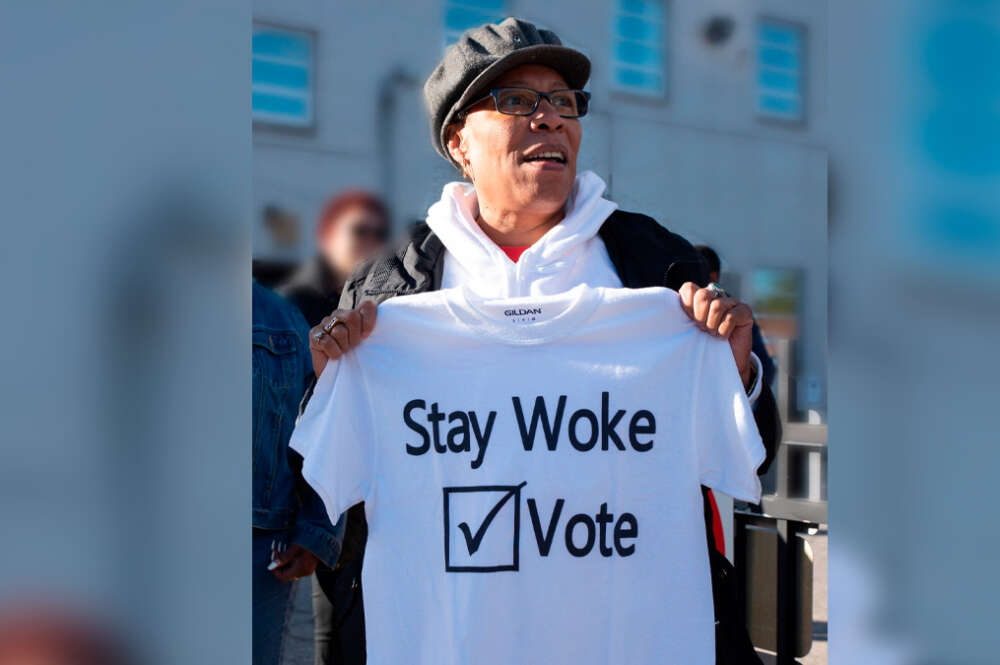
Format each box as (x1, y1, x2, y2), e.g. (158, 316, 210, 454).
(678, 282, 755, 390)
(270, 544, 319, 582)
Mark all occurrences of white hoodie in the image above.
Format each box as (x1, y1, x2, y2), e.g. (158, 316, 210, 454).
(425, 170, 623, 298)
(423, 169, 764, 404)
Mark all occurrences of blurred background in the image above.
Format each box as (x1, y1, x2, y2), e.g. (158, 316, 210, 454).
(2, 0, 998, 664)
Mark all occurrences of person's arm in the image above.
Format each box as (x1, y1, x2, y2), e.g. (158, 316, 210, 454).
(667, 252, 780, 470)
(299, 319, 346, 566)
(272, 315, 347, 581)
(752, 382, 780, 476)
(751, 321, 777, 389)
(287, 446, 347, 569)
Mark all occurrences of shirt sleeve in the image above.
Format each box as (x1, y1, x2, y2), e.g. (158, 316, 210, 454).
(691, 336, 767, 503)
(288, 353, 377, 525)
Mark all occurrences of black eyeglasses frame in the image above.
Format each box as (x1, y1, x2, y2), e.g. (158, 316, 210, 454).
(456, 87, 591, 120)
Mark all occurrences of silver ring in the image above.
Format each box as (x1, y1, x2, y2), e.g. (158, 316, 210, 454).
(322, 317, 340, 334)
(707, 282, 727, 299)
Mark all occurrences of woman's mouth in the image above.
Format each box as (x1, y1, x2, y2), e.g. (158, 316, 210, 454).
(522, 150, 567, 165)
(524, 150, 566, 164)
(522, 150, 568, 170)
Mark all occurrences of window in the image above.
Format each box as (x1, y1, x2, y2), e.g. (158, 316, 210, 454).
(443, 0, 507, 46)
(612, 0, 666, 97)
(757, 20, 804, 122)
(252, 24, 314, 129)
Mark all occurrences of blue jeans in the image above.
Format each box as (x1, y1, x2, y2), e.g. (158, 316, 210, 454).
(253, 529, 295, 665)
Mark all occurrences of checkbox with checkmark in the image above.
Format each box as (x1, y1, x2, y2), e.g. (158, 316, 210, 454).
(443, 482, 527, 573)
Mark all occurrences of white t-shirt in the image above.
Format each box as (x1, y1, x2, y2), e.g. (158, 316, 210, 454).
(290, 284, 765, 665)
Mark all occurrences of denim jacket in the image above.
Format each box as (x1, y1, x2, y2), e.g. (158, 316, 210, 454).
(253, 280, 344, 567)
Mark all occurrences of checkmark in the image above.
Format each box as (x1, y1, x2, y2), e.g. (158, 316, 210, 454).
(456, 481, 528, 555)
(443, 482, 526, 572)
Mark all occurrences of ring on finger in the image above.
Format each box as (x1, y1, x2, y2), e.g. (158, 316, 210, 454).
(707, 282, 727, 299)
(322, 317, 341, 334)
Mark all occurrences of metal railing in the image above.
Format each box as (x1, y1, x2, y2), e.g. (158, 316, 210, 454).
(735, 337, 826, 663)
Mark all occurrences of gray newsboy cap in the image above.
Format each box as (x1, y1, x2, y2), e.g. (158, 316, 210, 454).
(424, 17, 591, 165)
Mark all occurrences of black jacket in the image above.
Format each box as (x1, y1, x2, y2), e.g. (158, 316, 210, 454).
(277, 255, 343, 328)
(335, 209, 776, 664)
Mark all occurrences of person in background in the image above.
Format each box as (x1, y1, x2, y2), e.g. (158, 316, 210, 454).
(278, 191, 389, 665)
(253, 281, 344, 665)
(279, 191, 391, 326)
(695, 245, 776, 390)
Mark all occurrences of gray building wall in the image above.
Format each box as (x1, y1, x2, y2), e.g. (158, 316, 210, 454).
(252, 0, 827, 414)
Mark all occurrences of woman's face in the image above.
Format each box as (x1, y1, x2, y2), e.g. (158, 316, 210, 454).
(320, 205, 388, 277)
(448, 64, 582, 217)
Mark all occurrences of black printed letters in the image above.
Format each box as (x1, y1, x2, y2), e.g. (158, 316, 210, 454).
(405, 393, 655, 467)
(527, 498, 638, 558)
(407, 394, 652, 565)
(404, 399, 495, 469)
(512, 393, 656, 453)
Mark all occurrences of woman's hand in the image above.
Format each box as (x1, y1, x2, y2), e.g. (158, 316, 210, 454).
(678, 282, 755, 390)
(308, 302, 377, 377)
(270, 544, 319, 582)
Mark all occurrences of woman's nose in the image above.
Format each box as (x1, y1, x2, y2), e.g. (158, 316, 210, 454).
(531, 99, 564, 130)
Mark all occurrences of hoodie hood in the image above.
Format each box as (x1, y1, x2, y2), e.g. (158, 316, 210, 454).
(425, 170, 620, 297)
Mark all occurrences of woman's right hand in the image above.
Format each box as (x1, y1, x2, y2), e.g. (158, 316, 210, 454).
(308, 301, 377, 377)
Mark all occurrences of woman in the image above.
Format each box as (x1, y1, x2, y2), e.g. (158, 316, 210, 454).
(279, 190, 389, 327)
(279, 191, 390, 665)
(253, 281, 343, 665)
(307, 18, 779, 665)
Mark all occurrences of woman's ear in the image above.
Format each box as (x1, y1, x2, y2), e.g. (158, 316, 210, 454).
(445, 123, 467, 173)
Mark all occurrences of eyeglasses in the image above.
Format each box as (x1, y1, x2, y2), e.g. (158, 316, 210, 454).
(350, 224, 389, 242)
(458, 87, 591, 119)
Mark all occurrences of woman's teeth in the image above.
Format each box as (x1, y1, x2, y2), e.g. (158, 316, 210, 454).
(524, 152, 566, 163)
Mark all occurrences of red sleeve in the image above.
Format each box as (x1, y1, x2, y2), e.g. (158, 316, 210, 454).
(707, 489, 725, 557)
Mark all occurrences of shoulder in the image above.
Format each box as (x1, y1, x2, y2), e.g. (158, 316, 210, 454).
(253, 281, 310, 340)
(253, 280, 287, 315)
(275, 273, 314, 306)
(275, 269, 314, 304)
(277, 275, 334, 327)
(599, 210, 709, 289)
(339, 221, 444, 308)
(277, 257, 330, 300)
(600, 209, 701, 261)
